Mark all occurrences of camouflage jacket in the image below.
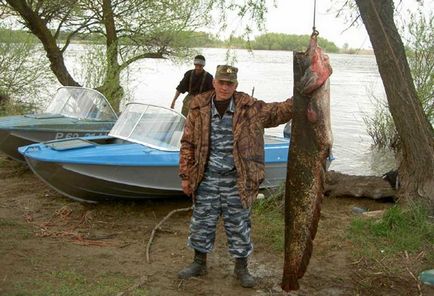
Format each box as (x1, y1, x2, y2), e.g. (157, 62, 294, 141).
(179, 90, 293, 208)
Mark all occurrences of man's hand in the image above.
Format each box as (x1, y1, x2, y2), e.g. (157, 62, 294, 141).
(170, 99, 176, 109)
(181, 179, 192, 196)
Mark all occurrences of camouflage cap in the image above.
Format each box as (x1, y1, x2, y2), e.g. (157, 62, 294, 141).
(215, 65, 238, 83)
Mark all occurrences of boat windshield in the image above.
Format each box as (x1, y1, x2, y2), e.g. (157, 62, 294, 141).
(45, 87, 118, 121)
(109, 103, 185, 151)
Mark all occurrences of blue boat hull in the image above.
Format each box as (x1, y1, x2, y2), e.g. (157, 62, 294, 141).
(25, 158, 184, 202)
(20, 135, 290, 202)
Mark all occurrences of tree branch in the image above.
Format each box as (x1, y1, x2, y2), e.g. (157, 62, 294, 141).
(146, 206, 192, 263)
(120, 52, 165, 71)
(60, 19, 100, 53)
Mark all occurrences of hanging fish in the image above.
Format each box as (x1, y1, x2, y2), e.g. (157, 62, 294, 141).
(281, 32, 333, 292)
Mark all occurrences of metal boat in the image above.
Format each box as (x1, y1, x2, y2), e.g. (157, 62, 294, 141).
(0, 86, 117, 161)
(19, 103, 290, 203)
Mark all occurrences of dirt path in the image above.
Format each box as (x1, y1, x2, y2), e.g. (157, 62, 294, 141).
(0, 155, 430, 295)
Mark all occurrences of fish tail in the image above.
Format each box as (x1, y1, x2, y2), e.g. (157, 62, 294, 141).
(281, 272, 300, 292)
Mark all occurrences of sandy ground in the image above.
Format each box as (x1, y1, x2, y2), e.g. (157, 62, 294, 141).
(0, 155, 432, 295)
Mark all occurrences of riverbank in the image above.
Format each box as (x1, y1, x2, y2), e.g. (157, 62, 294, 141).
(0, 155, 432, 295)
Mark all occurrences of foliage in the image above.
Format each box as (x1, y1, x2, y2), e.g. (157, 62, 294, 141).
(73, 45, 107, 89)
(0, 0, 216, 111)
(363, 96, 399, 150)
(150, 31, 339, 52)
(0, 27, 53, 114)
(403, 9, 434, 123)
(0, 100, 38, 117)
(73, 30, 340, 53)
(250, 33, 339, 52)
(0, 28, 39, 43)
(349, 201, 434, 259)
(211, 0, 269, 38)
(163, 30, 339, 52)
(172, 31, 223, 48)
(72, 44, 135, 110)
(0, 0, 340, 111)
(363, 7, 434, 150)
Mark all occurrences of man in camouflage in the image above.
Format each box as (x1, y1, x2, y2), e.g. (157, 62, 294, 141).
(178, 64, 293, 288)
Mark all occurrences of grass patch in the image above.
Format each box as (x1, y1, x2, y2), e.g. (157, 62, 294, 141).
(0, 218, 21, 227)
(252, 186, 285, 251)
(0, 218, 33, 239)
(349, 201, 434, 259)
(11, 270, 150, 296)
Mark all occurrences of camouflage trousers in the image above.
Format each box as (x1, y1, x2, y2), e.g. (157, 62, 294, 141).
(188, 172, 253, 258)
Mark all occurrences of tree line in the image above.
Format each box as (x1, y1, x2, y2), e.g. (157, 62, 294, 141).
(0, 28, 340, 53)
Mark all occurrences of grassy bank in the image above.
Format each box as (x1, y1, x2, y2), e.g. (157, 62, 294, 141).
(252, 190, 434, 293)
(1, 156, 433, 295)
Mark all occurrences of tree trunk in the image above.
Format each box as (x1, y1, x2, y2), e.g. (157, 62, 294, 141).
(98, 0, 123, 112)
(355, 0, 434, 210)
(5, 0, 80, 87)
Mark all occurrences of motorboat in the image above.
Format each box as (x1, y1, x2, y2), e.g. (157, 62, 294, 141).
(19, 103, 290, 202)
(0, 86, 117, 161)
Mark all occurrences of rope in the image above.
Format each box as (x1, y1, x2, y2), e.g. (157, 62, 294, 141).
(312, 0, 319, 36)
(312, 0, 317, 32)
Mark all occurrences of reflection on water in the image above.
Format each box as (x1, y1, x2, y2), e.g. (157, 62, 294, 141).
(65, 46, 396, 176)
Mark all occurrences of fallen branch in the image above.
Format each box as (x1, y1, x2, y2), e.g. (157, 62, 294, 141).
(146, 206, 192, 263)
(406, 267, 422, 296)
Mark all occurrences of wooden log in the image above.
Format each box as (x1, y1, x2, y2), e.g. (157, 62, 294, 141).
(325, 171, 396, 200)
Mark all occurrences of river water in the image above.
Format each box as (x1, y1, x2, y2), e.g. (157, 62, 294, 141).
(125, 48, 395, 176)
(64, 47, 395, 176)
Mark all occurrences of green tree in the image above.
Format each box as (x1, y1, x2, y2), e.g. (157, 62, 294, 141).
(0, 28, 53, 113)
(0, 0, 213, 111)
(354, 0, 434, 208)
(251, 33, 339, 52)
(364, 8, 434, 150)
(0, 0, 274, 111)
(403, 10, 434, 122)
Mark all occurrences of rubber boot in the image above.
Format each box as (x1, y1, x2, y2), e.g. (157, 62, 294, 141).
(178, 250, 207, 279)
(234, 257, 255, 288)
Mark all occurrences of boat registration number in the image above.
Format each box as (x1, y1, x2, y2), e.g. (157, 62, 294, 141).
(55, 132, 106, 139)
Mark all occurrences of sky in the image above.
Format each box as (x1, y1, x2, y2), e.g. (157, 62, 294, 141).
(261, 0, 431, 49)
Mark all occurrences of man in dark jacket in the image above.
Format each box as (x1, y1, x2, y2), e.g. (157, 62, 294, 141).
(170, 55, 214, 116)
(177, 65, 293, 288)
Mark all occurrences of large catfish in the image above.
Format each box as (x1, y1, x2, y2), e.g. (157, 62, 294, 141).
(281, 32, 333, 292)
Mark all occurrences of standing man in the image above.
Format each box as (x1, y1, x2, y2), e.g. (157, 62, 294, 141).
(170, 55, 214, 116)
(177, 65, 293, 288)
